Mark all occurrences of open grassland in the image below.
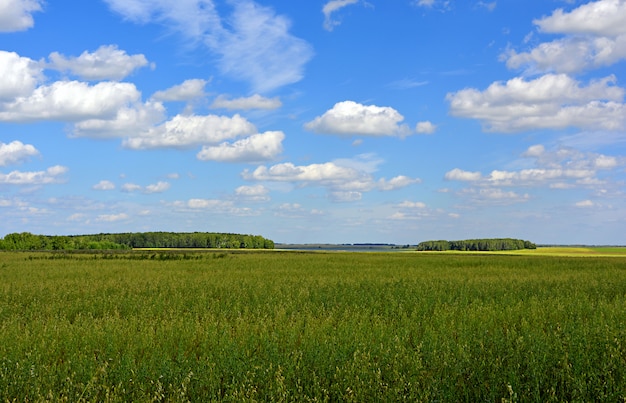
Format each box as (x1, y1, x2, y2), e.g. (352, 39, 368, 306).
(1, 251, 625, 402)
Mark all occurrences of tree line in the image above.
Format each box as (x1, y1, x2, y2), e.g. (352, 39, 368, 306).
(0, 232, 275, 251)
(416, 238, 536, 251)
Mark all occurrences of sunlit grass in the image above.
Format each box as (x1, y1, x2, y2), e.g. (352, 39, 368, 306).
(1, 251, 625, 401)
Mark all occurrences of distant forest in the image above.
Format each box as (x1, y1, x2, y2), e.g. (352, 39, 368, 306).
(0, 232, 275, 251)
(417, 238, 536, 251)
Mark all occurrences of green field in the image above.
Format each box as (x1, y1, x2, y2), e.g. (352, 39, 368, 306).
(1, 250, 625, 401)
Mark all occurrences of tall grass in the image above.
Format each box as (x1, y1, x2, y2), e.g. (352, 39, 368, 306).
(0, 251, 625, 401)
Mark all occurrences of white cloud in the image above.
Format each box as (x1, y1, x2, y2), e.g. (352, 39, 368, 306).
(92, 180, 115, 191)
(151, 79, 208, 102)
(144, 181, 170, 193)
(413, 0, 451, 10)
(536, 0, 626, 37)
(387, 78, 429, 90)
(322, 0, 359, 31)
(212, 2, 314, 93)
(105, 0, 313, 93)
(329, 191, 362, 202)
(446, 145, 625, 189)
(415, 120, 436, 134)
(244, 161, 358, 183)
(121, 183, 142, 193)
(414, 0, 435, 7)
(243, 158, 419, 200)
(210, 94, 282, 110)
(235, 184, 270, 202)
(378, 175, 421, 191)
(0, 80, 141, 122)
(0, 141, 39, 166)
(398, 200, 427, 209)
(186, 199, 231, 209)
(522, 144, 545, 158)
(196, 131, 284, 163)
(478, 2, 496, 12)
(504, 36, 626, 74)
(122, 113, 257, 149)
(96, 213, 129, 222)
(575, 199, 595, 208)
(459, 188, 531, 205)
(48, 45, 150, 81)
(72, 101, 166, 139)
(121, 181, 170, 194)
(446, 74, 626, 132)
(171, 198, 255, 216)
(503, 0, 626, 74)
(304, 101, 412, 137)
(0, 0, 43, 32)
(0, 51, 43, 101)
(445, 168, 482, 181)
(0, 165, 68, 185)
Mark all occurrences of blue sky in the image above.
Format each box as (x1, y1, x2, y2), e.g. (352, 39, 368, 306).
(1, 0, 626, 245)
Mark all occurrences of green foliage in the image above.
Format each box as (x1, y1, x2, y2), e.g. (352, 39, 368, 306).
(0, 251, 625, 401)
(0, 231, 274, 251)
(417, 238, 536, 251)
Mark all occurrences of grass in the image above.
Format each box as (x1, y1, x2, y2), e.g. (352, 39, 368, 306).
(0, 250, 625, 401)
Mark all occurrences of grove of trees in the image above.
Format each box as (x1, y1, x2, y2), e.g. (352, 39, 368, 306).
(0, 232, 275, 251)
(416, 238, 536, 251)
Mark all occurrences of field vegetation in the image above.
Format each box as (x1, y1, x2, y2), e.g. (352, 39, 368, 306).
(1, 250, 625, 401)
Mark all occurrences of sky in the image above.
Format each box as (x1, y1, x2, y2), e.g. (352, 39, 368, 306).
(1, 0, 626, 245)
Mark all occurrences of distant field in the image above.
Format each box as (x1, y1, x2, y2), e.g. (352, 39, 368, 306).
(1, 250, 625, 401)
(495, 246, 626, 257)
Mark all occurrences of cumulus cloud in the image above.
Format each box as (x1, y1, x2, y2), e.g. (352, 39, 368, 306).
(105, 0, 313, 93)
(151, 79, 208, 102)
(503, 0, 626, 74)
(210, 94, 282, 110)
(378, 175, 421, 190)
(73, 101, 166, 139)
(0, 165, 68, 185)
(0, 0, 43, 32)
(170, 198, 255, 216)
(322, 0, 359, 31)
(0, 80, 142, 122)
(242, 157, 419, 201)
(445, 168, 482, 181)
(536, 0, 626, 37)
(92, 180, 115, 191)
(304, 101, 412, 137)
(459, 188, 531, 205)
(446, 144, 625, 189)
(196, 131, 284, 163)
(122, 113, 257, 149)
(121, 181, 170, 194)
(235, 184, 270, 202)
(415, 120, 436, 134)
(244, 161, 359, 184)
(446, 74, 626, 132)
(0, 51, 43, 101)
(48, 45, 150, 81)
(0, 141, 39, 166)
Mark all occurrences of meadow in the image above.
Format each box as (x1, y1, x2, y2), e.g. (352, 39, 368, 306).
(1, 250, 625, 401)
